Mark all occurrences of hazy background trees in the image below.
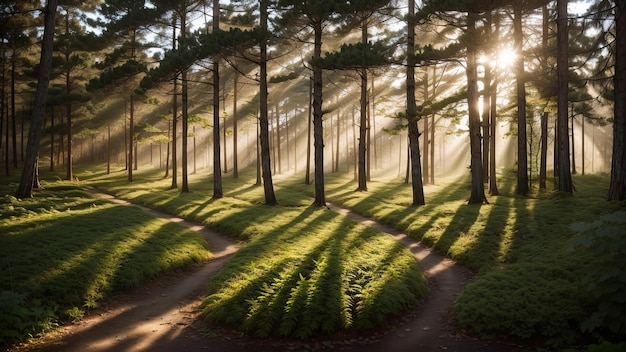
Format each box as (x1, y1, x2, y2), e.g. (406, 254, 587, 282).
(6, 0, 624, 203)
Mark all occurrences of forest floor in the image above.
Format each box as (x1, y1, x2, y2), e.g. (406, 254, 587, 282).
(12, 191, 532, 352)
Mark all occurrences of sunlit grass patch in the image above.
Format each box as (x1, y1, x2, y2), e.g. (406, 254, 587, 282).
(200, 207, 425, 338)
(0, 179, 211, 345)
(323, 170, 625, 346)
(81, 167, 427, 339)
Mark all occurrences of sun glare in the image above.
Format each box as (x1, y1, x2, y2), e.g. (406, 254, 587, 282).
(496, 47, 517, 68)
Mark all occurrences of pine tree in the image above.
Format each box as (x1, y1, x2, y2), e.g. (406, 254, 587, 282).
(608, 0, 626, 200)
(407, 0, 426, 205)
(16, 0, 58, 198)
(556, 0, 573, 193)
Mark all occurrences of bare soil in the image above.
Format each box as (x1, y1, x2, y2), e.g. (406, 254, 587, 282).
(9, 194, 531, 352)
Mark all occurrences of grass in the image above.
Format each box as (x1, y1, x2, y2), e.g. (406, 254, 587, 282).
(0, 173, 212, 345)
(81, 166, 427, 339)
(3, 163, 625, 349)
(321, 170, 626, 347)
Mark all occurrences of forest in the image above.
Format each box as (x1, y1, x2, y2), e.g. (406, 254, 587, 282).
(1, 0, 626, 351)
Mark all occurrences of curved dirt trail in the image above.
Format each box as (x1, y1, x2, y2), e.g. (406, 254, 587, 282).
(15, 194, 528, 352)
(326, 204, 528, 352)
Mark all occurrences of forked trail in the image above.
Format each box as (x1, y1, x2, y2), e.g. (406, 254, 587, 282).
(15, 193, 528, 352)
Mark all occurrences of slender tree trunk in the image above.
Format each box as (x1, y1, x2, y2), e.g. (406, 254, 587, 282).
(312, 20, 325, 206)
(467, 11, 487, 204)
(482, 47, 491, 184)
(357, 19, 368, 191)
(557, 0, 573, 193)
(305, 77, 312, 185)
(11, 54, 17, 168)
(540, 110, 548, 188)
(181, 12, 190, 192)
(581, 115, 585, 175)
(571, 107, 577, 174)
(128, 95, 134, 182)
(259, 0, 276, 203)
(16, 0, 57, 198)
(212, 0, 223, 198)
(406, 0, 425, 205)
(50, 108, 54, 171)
(335, 104, 340, 173)
(169, 15, 177, 184)
(423, 73, 430, 185)
(107, 124, 111, 174)
(233, 71, 239, 178)
(608, 0, 626, 200)
(539, 5, 549, 189)
(489, 74, 500, 195)
(514, 4, 529, 195)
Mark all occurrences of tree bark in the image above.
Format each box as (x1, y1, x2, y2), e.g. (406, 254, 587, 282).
(514, 3, 529, 195)
(212, 0, 223, 198)
(423, 73, 430, 185)
(466, 11, 487, 204)
(357, 18, 369, 191)
(312, 20, 326, 206)
(259, 0, 277, 204)
(556, 0, 573, 193)
(406, 0, 425, 206)
(539, 4, 549, 189)
(608, 0, 626, 200)
(16, 0, 57, 198)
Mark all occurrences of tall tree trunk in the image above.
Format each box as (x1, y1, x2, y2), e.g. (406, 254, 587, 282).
(212, 0, 223, 198)
(357, 19, 368, 191)
(488, 13, 499, 195)
(233, 71, 239, 178)
(50, 108, 54, 171)
(169, 15, 177, 186)
(107, 124, 111, 174)
(305, 76, 312, 185)
(514, 4, 529, 195)
(423, 73, 430, 185)
(557, 0, 573, 193)
(406, 0, 425, 206)
(571, 107, 577, 174)
(129, 95, 134, 182)
(608, 0, 626, 200)
(312, 20, 325, 206)
(11, 53, 17, 168)
(181, 12, 190, 192)
(16, 0, 57, 198)
(259, 0, 276, 204)
(539, 5, 549, 189)
(466, 11, 487, 204)
(482, 52, 491, 184)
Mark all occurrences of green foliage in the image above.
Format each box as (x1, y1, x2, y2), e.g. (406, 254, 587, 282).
(316, 41, 392, 70)
(0, 290, 57, 346)
(324, 171, 624, 348)
(82, 168, 426, 340)
(139, 28, 260, 92)
(87, 60, 147, 91)
(199, 208, 425, 339)
(455, 262, 586, 346)
(0, 180, 211, 347)
(569, 212, 626, 338)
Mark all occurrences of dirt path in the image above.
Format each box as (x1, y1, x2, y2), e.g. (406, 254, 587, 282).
(13, 195, 529, 352)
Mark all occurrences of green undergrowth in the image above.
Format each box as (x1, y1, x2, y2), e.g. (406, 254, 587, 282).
(80, 165, 426, 338)
(322, 170, 626, 348)
(0, 176, 211, 346)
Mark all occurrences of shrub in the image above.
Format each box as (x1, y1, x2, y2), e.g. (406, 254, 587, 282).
(569, 211, 626, 339)
(455, 262, 586, 346)
(0, 290, 58, 346)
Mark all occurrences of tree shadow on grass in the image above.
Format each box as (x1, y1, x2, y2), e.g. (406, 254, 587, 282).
(199, 203, 424, 339)
(1, 199, 212, 352)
